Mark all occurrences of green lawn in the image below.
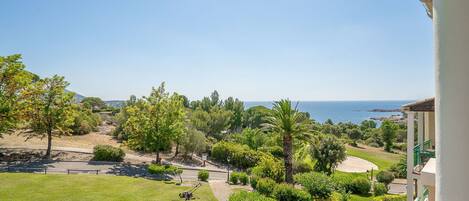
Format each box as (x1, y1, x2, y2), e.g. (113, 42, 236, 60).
(346, 145, 402, 170)
(0, 173, 217, 201)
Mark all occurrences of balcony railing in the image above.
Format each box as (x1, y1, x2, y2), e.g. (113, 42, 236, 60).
(413, 140, 435, 167)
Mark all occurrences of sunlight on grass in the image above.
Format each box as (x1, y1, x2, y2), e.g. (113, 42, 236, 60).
(346, 145, 402, 170)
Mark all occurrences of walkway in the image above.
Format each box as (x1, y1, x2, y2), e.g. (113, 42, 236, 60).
(336, 156, 378, 173)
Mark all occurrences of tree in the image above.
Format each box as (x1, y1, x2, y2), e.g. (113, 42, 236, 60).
(243, 105, 271, 129)
(381, 120, 398, 152)
(124, 83, 186, 163)
(80, 97, 106, 111)
(182, 127, 207, 157)
(230, 128, 266, 150)
(224, 97, 244, 132)
(264, 100, 311, 184)
(347, 128, 362, 147)
(312, 136, 346, 175)
(22, 75, 75, 159)
(360, 120, 377, 130)
(0, 54, 34, 136)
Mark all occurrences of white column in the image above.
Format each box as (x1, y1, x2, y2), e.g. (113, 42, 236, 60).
(418, 112, 425, 149)
(407, 112, 415, 201)
(434, 0, 469, 200)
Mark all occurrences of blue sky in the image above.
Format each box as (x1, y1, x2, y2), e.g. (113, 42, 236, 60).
(0, 0, 434, 101)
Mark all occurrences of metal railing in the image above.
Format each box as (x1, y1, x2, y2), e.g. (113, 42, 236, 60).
(0, 167, 100, 175)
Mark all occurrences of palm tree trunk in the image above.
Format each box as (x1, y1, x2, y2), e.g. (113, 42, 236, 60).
(45, 130, 52, 159)
(283, 134, 293, 184)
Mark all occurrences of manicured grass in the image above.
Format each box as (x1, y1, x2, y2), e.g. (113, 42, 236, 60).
(346, 145, 402, 170)
(0, 173, 217, 201)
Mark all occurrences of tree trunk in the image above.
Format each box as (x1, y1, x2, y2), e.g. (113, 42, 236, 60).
(156, 151, 161, 164)
(174, 143, 179, 157)
(283, 134, 293, 184)
(45, 130, 52, 159)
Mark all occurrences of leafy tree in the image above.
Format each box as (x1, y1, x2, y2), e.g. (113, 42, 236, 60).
(243, 105, 271, 129)
(381, 120, 398, 152)
(207, 106, 232, 139)
(324, 119, 334, 125)
(22, 75, 75, 159)
(182, 127, 207, 157)
(360, 120, 377, 130)
(224, 97, 244, 132)
(0, 54, 34, 136)
(312, 136, 346, 175)
(80, 97, 106, 111)
(230, 128, 266, 150)
(264, 99, 311, 184)
(347, 128, 362, 147)
(124, 83, 186, 163)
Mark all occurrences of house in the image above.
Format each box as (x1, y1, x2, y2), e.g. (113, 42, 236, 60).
(402, 98, 435, 201)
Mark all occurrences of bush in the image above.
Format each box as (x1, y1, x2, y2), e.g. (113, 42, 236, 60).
(198, 170, 209, 181)
(148, 164, 181, 176)
(351, 178, 371, 195)
(258, 146, 284, 158)
(251, 156, 285, 182)
(230, 172, 240, 184)
(229, 191, 276, 201)
(339, 188, 351, 201)
(389, 157, 407, 178)
(71, 110, 101, 135)
(373, 195, 406, 201)
(331, 174, 356, 192)
(238, 172, 249, 185)
(211, 141, 271, 169)
(250, 175, 259, 189)
(293, 161, 313, 174)
(374, 182, 388, 196)
(256, 178, 277, 197)
(294, 172, 334, 199)
(93, 145, 125, 162)
(273, 183, 311, 201)
(376, 171, 395, 186)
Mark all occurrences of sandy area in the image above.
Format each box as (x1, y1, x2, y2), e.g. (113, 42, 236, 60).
(337, 156, 378, 173)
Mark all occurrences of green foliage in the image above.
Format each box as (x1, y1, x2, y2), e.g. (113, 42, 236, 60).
(22, 75, 76, 158)
(122, 83, 186, 163)
(388, 156, 407, 178)
(312, 136, 346, 175)
(224, 97, 244, 132)
(373, 195, 406, 201)
(80, 97, 106, 111)
(198, 170, 209, 181)
(374, 182, 388, 196)
(243, 105, 271, 129)
(238, 172, 249, 185)
(70, 108, 101, 135)
(251, 156, 285, 183)
(230, 128, 266, 150)
(347, 128, 363, 146)
(350, 178, 371, 195)
(376, 171, 395, 186)
(250, 175, 258, 189)
(294, 172, 334, 199)
(93, 145, 125, 162)
(181, 127, 207, 156)
(229, 191, 275, 201)
(264, 99, 312, 183)
(339, 188, 351, 201)
(230, 172, 240, 184)
(211, 141, 271, 169)
(258, 146, 284, 158)
(360, 120, 377, 130)
(148, 164, 182, 176)
(273, 183, 311, 201)
(381, 120, 398, 152)
(256, 178, 277, 197)
(0, 54, 34, 136)
(293, 160, 313, 174)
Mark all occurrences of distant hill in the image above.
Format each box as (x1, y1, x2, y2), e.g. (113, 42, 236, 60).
(105, 100, 126, 108)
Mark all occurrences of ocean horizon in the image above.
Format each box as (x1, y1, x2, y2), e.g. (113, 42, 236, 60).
(244, 100, 412, 124)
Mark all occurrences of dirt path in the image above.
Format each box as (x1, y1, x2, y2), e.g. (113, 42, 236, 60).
(337, 156, 378, 172)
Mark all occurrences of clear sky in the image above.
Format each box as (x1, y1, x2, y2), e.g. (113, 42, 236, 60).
(0, 0, 434, 101)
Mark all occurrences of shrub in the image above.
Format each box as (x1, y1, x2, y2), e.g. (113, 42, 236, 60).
(331, 174, 356, 192)
(312, 136, 346, 175)
(294, 172, 334, 199)
(389, 157, 407, 178)
(251, 156, 285, 182)
(238, 172, 249, 185)
(198, 170, 209, 181)
(229, 191, 276, 201)
(351, 178, 371, 195)
(293, 160, 313, 174)
(230, 172, 240, 184)
(71, 110, 101, 135)
(250, 175, 259, 189)
(376, 171, 395, 186)
(211, 141, 271, 169)
(339, 188, 351, 201)
(273, 183, 311, 201)
(147, 164, 181, 176)
(256, 178, 277, 197)
(258, 146, 284, 158)
(374, 182, 388, 196)
(373, 195, 406, 201)
(93, 145, 125, 162)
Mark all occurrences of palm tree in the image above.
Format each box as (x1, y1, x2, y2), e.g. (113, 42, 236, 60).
(264, 99, 311, 183)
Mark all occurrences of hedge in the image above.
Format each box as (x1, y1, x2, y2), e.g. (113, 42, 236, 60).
(92, 145, 125, 162)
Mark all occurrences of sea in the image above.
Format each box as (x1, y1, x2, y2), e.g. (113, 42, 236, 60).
(244, 101, 411, 124)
